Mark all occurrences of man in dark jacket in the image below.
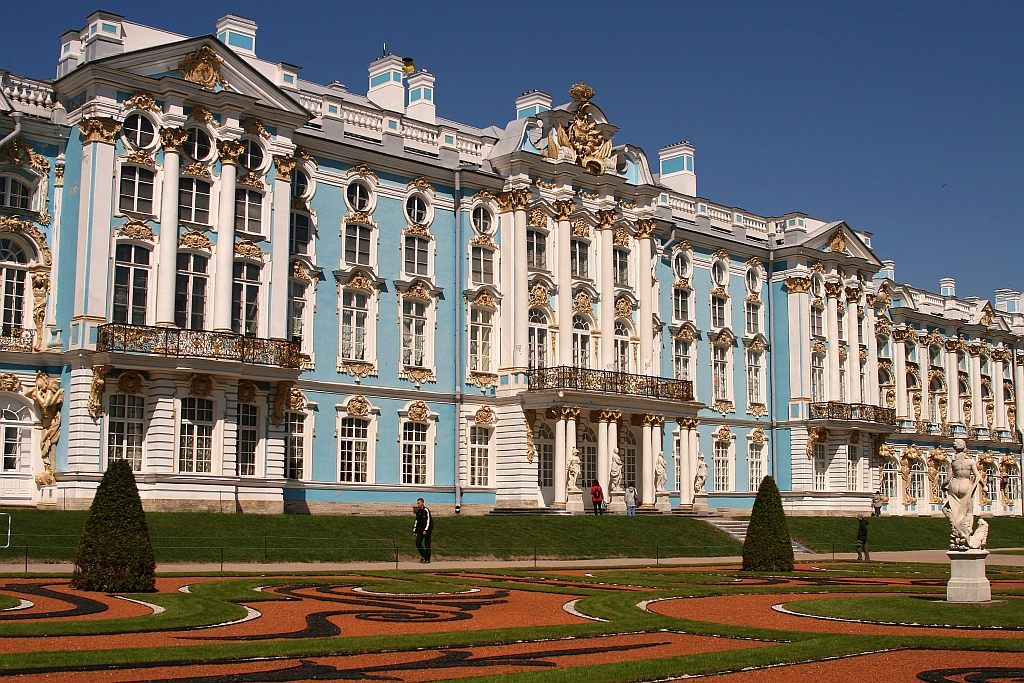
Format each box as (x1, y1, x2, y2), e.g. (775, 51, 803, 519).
(856, 514, 869, 561)
(414, 498, 433, 563)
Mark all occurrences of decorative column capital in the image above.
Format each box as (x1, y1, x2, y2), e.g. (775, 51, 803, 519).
(498, 188, 531, 212)
(216, 139, 246, 166)
(643, 413, 665, 427)
(784, 276, 810, 294)
(634, 218, 655, 239)
(823, 280, 844, 298)
(552, 200, 575, 220)
(596, 209, 617, 230)
(273, 155, 298, 182)
(680, 417, 701, 430)
(560, 405, 581, 421)
(79, 117, 121, 145)
(159, 127, 189, 153)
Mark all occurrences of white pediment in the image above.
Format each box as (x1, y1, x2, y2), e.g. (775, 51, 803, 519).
(802, 221, 881, 266)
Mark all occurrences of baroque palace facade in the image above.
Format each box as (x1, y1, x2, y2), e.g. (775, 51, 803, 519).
(0, 11, 1020, 516)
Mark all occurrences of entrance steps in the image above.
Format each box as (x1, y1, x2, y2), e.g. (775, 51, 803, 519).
(703, 518, 812, 553)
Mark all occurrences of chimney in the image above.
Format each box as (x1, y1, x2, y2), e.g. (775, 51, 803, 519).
(216, 15, 258, 57)
(515, 91, 551, 119)
(940, 277, 956, 297)
(405, 70, 435, 124)
(82, 11, 124, 63)
(57, 29, 82, 78)
(658, 141, 696, 196)
(876, 259, 895, 281)
(367, 55, 405, 113)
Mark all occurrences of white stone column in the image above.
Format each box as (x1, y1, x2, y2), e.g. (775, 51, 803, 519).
(554, 411, 566, 508)
(1013, 352, 1024, 435)
(497, 204, 515, 370)
(894, 331, 908, 418)
(678, 421, 692, 506)
(607, 413, 619, 489)
(636, 219, 655, 375)
(566, 408, 578, 492)
(75, 118, 120, 325)
(825, 282, 842, 401)
(689, 422, 701, 496)
(554, 201, 574, 366)
(213, 140, 244, 333)
(970, 347, 985, 427)
(786, 277, 811, 399)
(865, 307, 880, 406)
(270, 155, 297, 340)
(993, 352, 1007, 430)
(946, 339, 962, 424)
(641, 415, 655, 507)
(597, 413, 609, 494)
(508, 188, 531, 369)
(155, 128, 187, 327)
(599, 214, 615, 370)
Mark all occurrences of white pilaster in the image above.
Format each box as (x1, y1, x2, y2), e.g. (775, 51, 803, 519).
(947, 340, 962, 424)
(993, 354, 1007, 430)
(641, 417, 655, 507)
(509, 189, 530, 369)
(269, 155, 295, 340)
(597, 415, 609, 495)
(825, 284, 841, 400)
(865, 307, 880, 406)
(970, 350, 985, 427)
(554, 201, 574, 366)
(155, 129, 185, 327)
(599, 220, 614, 370)
(894, 333, 908, 418)
(636, 220, 655, 375)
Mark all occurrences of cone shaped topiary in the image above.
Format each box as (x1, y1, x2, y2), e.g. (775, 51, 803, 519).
(71, 459, 155, 592)
(742, 475, 794, 572)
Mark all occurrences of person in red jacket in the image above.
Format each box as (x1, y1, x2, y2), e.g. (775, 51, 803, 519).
(590, 480, 604, 515)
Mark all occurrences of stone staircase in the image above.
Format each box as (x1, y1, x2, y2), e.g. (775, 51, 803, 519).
(704, 518, 812, 554)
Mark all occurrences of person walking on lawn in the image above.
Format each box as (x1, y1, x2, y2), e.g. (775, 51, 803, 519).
(414, 498, 433, 563)
(871, 490, 884, 516)
(624, 484, 638, 516)
(856, 514, 870, 561)
(590, 480, 604, 515)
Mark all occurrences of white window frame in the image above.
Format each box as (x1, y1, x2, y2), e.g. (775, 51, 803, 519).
(468, 306, 494, 373)
(614, 320, 632, 373)
(106, 393, 145, 472)
(231, 259, 263, 337)
(339, 287, 375, 366)
(399, 403, 437, 486)
(713, 438, 733, 492)
(748, 439, 764, 492)
(570, 239, 590, 279)
(613, 247, 629, 287)
(528, 307, 549, 370)
(112, 241, 153, 326)
(401, 295, 434, 371)
(673, 338, 692, 383)
(536, 421, 555, 488)
(343, 222, 374, 266)
(526, 229, 548, 270)
(117, 164, 157, 217)
(810, 305, 824, 338)
(235, 401, 262, 477)
(234, 187, 264, 237)
(673, 287, 690, 322)
(177, 394, 217, 474)
(745, 301, 761, 335)
(177, 176, 212, 225)
(811, 353, 826, 403)
(813, 442, 828, 491)
(847, 443, 860, 492)
(284, 410, 309, 481)
(469, 424, 492, 487)
(404, 234, 432, 278)
(711, 295, 728, 329)
(0, 174, 36, 212)
(572, 314, 592, 369)
(712, 344, 730, 401)
(746, 349, 763, 405)
(0, 398, 32, 475)
(336, 398, 379, 484)
(288, 278, 313, 354)
(174, 251, 209, 331)
(0, 237, 31, 337)
(470, 245, 494, 285)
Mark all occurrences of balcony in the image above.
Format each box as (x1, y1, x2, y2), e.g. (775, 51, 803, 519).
(810, 401, 896, 426)
(97, 323, 302, 369)
(0, 328, 35, 353)
(527, 366, 693, 402)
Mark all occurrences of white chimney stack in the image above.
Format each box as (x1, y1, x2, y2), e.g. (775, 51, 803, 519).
(216, 15, 257, 57)
(405, 70, 435, 124)
(367, 55, 405, 113)
(658, 141, 696, 196)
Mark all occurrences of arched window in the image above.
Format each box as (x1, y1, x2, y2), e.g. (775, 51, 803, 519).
(528, 308, 548, 370)
(929, 376, 945, 422)
(935, 460, 951, 500)
(984, 464, 999, 502)
(711, 260, 728, 287)
(673, 252, 690, 280)
(572, 315, 590, 368)
(910, 460, 926, 500)
(1005, 464, 1021, 504)
(880, 460, 898, 498)
(536, 421, 554, 487)
(614, 321, 630, 373)
(620, 428, 637, 488)
(0, 399, 31, 473)
(0, 176, 31, 210)
(0, 239, 28, 337)
(578, 421, 597, 488)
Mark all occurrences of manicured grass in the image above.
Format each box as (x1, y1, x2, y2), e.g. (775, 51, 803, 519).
(0, 508, 740, 564)
(785, 515, 1024, 553)
(783, 594, 1024, 628)
(0, 593, 18, 610)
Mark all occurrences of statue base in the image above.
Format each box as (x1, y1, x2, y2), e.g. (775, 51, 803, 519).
(947, 550, 991, 603)
(691, 491, 709, 512)
(607, 491, 626, 513)
(655, 491, 672, 512)
(566, 489, 586, 514)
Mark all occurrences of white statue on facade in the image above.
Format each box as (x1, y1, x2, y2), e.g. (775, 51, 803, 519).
(942, 439, 989, 551)
(566, 447, 582, 491)
(655, 449, 668, 492)
(609, 447, 623, 492)
(693, 452, 708, 494)
(25, 371, 63, 487)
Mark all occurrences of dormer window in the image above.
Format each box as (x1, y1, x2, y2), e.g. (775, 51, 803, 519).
(122, 114, 154, 149)
(0, 177, 31, 211)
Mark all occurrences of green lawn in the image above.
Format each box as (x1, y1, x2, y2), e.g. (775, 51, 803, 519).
(783, 594, 1024, 628)
(785, 515, 1024, 553)
(0, 508, 740, 564)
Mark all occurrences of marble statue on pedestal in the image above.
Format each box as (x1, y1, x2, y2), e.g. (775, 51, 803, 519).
(693, 452, 708, 493)
(567, 447, 581, 491)
(609, 447, 623, 492)
(942, 439, 989, 551)
(655, 449, 668, 492)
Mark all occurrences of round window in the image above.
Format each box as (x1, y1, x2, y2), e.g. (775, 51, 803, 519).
(745, 268, 760, 293)
(346, 181, 370, 211)
(406, 194, 428, 224)
(712, 260, 727, 286)
(471, 206, 492, 233)
(673, 253, 690, 279)
(122, 114, 155, 148)
(183, 127, 211, 161)
(239, 139, 264, 172)
(291, 169, 309, 199)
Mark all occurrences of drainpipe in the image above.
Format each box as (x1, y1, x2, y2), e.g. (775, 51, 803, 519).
(768, 234, 779, 483)
(453, 168, 463, 514)
(0, 112, 24, 149)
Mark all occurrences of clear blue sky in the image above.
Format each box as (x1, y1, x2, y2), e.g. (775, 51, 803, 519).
(3, 1, 1021, 300)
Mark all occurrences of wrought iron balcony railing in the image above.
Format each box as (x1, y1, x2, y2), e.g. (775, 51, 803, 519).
(0, 328, 34, 353)
(527, 366, 693, 402)
(810, 401, 897, 425)
(97, 323, 302, 369)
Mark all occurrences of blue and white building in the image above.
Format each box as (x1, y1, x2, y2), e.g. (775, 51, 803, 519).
(0, 11, 1020, 516)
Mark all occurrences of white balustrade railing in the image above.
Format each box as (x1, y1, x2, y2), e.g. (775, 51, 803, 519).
(1, 74, 57, 117)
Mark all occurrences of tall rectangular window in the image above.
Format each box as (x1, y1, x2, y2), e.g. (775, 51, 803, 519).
(113, 244, 150, 325)
(746, 350, 762, 404)
(288, 281, 307, 345)
(613, 248, 629, 286)
(285, 412, 305, 480)
(712, 296, 727, 328)
(1, 262, 26, 337)
(811, 306, 824, 337)
(469, 426, 490, 486)
(813, 442, 827, 491)
(119, 166, 154, 214)
(713, 441, 730, 492)
(108, 394, 144, 471)
(402, 299, 426, 367)
(471, 246, 493, 285)
(527, 230, 546, 269)
(179, 397, 213, 473)
(673, 288, 689, 321)
(674, 339, 691, 381)
(289, 212, 311, 255)
(235, 189, 262, 235)
(811, 354, 825, 403)
(178, 178, 211, 224)
(570, 239, 588, 278)
(236, 403, 258, 476)
(847, 445, 860, 491)
(469, 307, 492, 372)
(341, 291, 367, 361)
(839, 363, 848, 402)
(538, 440, 553, 487)
(404, 236, 429, 276)
(401, 421, 428, 484)
(231, 262, 260, 336)
(713, 346, 729, 401)
(837, 312, 845, 341)
(745, 302, 760, 335)
(748, 442, 764, 492)
(174, 253, 207, 330)
(339, 417, 369, 483)
(344, 224, 370, 265)
(1, 425, 21, 471)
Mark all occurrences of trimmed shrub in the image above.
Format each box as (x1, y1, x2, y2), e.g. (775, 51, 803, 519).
(71, 459, 155, 592)
(742, 476, 794, 572)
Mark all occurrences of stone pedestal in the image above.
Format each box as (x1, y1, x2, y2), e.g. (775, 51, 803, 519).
(607, 491, 626, 514)
(566, 489, 586, 514)
(692, 491, 709, 512)
(655, 491, 672, 512)
(947, 550, 991, 603)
